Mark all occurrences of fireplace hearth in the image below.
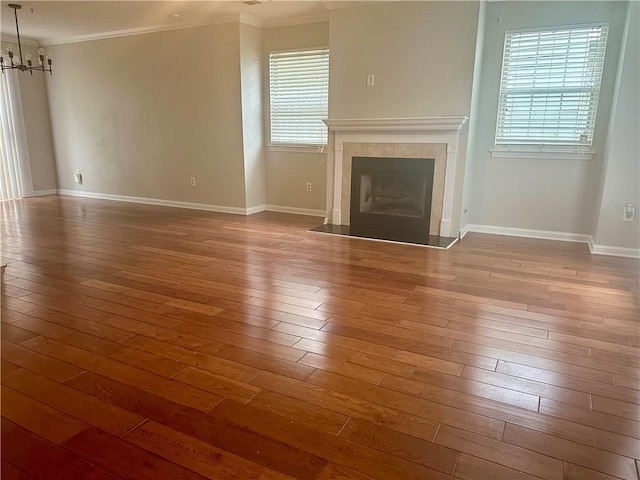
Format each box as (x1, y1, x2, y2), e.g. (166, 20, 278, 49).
(350, 156, 434, 243)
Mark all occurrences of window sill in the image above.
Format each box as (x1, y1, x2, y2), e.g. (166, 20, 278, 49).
(268, 144, 326, 154)
(490, 147, 595, 160)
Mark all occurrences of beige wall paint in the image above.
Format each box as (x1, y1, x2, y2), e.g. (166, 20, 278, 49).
(466, 1, 628, 235)
(240, 23, 266, 209)
(461, 0, 487, 232)
(13, 45, 57, 192)
(267, 152, 327, 211)
(451, 121, 470, 236)
(328, 1, 479, 119)
(594, 2, 639, 249)
(264, 22, 329, 212)
(328, 2, 479, 235)
(46, 23, 248, 208)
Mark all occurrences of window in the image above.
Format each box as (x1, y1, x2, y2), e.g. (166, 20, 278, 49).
(496, 24, 608, 148)
(269, 48, 329, 146)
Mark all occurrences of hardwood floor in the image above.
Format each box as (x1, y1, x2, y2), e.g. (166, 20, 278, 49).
(1, 195, 638, 480)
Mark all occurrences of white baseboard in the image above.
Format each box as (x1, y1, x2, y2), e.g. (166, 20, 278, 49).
(464, 224, 639, 258)
(589, 243, 640, 259)
(265, 204, 326, 217)
(246, 204, 266, 215)
(28, 189, 57, 197)
(439, 219, 452, 238)
(52, 190, 326, 218)
(465, 224, 592, 244)
(459, 224, 470, 239)
(57, 189, 250, 215)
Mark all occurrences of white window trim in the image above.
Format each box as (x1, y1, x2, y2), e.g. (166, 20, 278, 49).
(268, 47, 329, 149)
(490, 146, 594, 160)
(267, 144, 326, 154)
(493, 22, 608, 153)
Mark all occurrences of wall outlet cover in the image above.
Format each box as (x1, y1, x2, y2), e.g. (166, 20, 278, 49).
(623, 204, 635, 222)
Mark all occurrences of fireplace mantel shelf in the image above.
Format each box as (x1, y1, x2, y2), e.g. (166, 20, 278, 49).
(323, 116, 468, 132)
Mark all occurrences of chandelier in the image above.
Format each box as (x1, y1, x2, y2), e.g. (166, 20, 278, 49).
(1, 4, 52, 75)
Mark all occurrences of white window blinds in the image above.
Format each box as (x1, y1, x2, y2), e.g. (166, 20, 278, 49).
(496, 24, 608, 147)
(269, 49, 329, 145)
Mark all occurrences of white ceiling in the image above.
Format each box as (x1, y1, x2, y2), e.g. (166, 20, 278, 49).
(0, 1, 372, 45)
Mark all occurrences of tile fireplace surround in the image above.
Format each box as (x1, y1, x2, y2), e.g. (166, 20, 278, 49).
(323, 117, 468, 238)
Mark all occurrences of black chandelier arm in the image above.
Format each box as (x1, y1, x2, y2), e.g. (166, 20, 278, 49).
(1, 4, 53, 76)
(27, 64, 52, 75)
(0, 63, 53, 75)
(12, 4, 25, 66)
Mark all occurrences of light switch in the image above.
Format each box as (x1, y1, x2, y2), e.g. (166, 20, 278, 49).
(623, 203, 635, 222)
(366, 74, 374, 87)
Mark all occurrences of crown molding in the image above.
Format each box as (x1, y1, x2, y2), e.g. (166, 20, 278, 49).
(239, 13, 264, 28)
(262, 13, 329, 28)
(1, 34, 39, 47)
(323, 116, 469, 132)
(41, 14, 243, 46)
(321, 1, 385, 11)
(39, 10, 333, 46)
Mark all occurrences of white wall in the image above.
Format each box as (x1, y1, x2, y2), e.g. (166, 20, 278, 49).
(594, 2, 640, 250)
(45, 23, 248, 208)
(264, 22, 329, 213)
(466, 1, 628, 235)
(327, 1, 480, 235)
(19, 68, 57, 192)
(240, 23, 266, 210)
(328, 1, 479, 119)
(461, 0, 487, 232)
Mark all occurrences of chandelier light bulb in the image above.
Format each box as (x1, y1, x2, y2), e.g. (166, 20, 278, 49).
(2, 4, 53, 75)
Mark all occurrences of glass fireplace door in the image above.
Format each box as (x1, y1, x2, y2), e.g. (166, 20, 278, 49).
(359, 173, 427, 218)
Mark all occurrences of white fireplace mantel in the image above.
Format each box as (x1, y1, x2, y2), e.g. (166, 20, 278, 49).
(324, 116, 468, 133)
(323, 116, 468, 238)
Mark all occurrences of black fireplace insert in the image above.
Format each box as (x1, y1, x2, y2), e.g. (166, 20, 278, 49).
(349, 156, 435, 243)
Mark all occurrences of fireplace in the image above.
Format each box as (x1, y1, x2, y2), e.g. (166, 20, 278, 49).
(350, 156, 434, 243)
(317, 117, 468, 248)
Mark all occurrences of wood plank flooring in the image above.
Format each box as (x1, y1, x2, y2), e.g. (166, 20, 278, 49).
(1, 195, 639, 480)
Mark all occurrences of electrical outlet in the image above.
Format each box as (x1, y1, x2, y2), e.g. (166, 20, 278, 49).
(366, 74, 375, 87)
(306, 182, 312, 192)
(623, 203, 635, 222)
(74, 169, 82, 184)
(190, 177, 196, 187)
